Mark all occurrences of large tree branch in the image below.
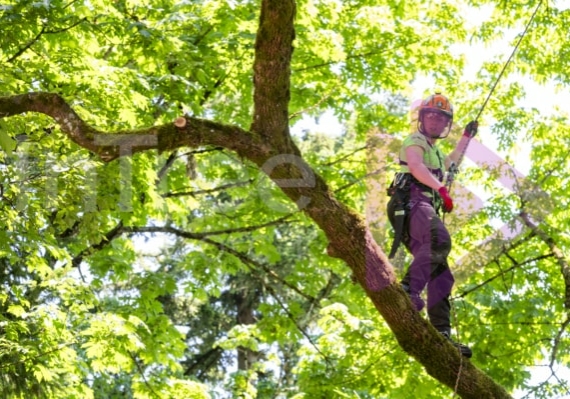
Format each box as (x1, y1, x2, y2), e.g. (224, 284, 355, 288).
(0, 92, 269, 163)
(251, 0, 296, 147)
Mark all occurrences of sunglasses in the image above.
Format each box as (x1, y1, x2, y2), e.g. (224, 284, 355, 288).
(424, 112, 450, 122)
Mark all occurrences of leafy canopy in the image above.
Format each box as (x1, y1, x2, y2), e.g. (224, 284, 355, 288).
(1, 0, 570, 398)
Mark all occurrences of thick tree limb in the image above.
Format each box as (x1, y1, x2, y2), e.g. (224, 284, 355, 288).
(0, 93, 268, 163)
(251, 0, 296, 146)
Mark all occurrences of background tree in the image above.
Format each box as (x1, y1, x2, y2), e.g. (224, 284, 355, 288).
(1, 0, 569, 398)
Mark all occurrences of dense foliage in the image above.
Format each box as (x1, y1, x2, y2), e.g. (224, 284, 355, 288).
(1, 0, 569, 398)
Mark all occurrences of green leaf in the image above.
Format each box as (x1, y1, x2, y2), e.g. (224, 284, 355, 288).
(7, 304, 27, 318)
(0, 120, 16, 155)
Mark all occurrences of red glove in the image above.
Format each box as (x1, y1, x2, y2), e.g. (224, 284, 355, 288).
(438, 186, 454, 213)
(463, 120, 478, 138)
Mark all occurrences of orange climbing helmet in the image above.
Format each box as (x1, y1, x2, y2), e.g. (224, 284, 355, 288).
(418, 92, 453, 138)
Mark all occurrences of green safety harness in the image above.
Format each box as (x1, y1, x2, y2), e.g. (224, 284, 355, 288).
(387, 135, 446, 259)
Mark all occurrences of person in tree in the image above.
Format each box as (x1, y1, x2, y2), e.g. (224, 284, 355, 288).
(387, 93, 477, 358)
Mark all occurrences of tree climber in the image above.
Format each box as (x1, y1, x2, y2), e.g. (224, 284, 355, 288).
(387, 93, 478, 358)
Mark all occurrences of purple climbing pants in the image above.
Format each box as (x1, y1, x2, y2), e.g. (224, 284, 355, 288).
(401, 184, 454, 334)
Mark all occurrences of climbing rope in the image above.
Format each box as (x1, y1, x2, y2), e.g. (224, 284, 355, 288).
(448, 4, 544, 395)
(473, 0, 544, 122)
(446, 0, 544, 192)
(451, 301, 464, 398)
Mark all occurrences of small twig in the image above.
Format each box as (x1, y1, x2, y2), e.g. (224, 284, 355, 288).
(130, 352, 161, 399)
(323, 145, 369, 167)
(124, 225, 315, 302)
(163, 179, 254, 198)
(71, 221, 124, 267)
(455, 253, 554, 298)
(549, 316, 570, 368)
(7, 18, 88, 63)
(263, 282, 334, 367)
(126, 214, 294, 237)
